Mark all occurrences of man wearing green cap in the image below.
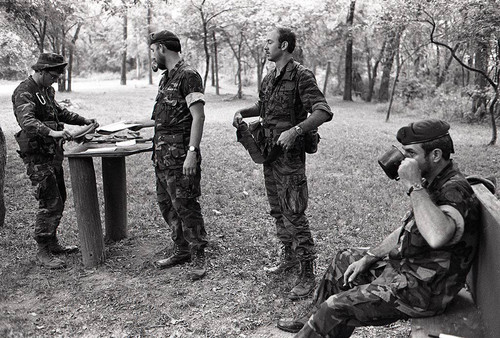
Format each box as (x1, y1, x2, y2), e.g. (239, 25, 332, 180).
(130, 30, 208, 281)
(277, 119, 485, 337)
(12, 53, 98, 269)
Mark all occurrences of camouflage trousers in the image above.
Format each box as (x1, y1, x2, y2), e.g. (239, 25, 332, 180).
(304, 248, 409, 337)
(155, 167, 207, 251)
(25, 161, 66, 244)
(263, 146, 315, 261)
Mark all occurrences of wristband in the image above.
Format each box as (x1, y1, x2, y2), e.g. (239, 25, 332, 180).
(407, 183, 424, 196)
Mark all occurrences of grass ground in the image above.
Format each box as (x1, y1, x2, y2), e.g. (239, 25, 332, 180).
(0, 76, 498, 338)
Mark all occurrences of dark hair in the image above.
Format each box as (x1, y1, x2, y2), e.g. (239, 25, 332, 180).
(276, 27, 296, 53)
(421, 135, 454, 160)
(160, 40, 181, 53)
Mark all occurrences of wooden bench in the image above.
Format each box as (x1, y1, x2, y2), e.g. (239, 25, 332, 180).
(411, 183, 500, 338)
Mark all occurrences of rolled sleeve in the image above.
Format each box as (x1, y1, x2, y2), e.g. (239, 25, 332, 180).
(439, 205, 464, 245)
(186, 92, 205, 107)
(298, 69, 333, 121)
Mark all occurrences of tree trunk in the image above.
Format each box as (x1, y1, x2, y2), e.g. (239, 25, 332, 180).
(343, 0, 355, 101)
(323, 61, 332, 95)
(213, 31, 220, 95)
(436, 44, 459, 88)
(472, 41, 489, 114)
(120, 7, 128, 86)
(0, 125, 6, 227)
(366, 38, 386, 102)
(237, 38, 243, 99)
(378, 29, 399, 102)
(147, 3, 153, 85)
(67, 24, 81, 92)
(202, 20, 210, 87)
(487, 91, 498, 146)
(386, 44, 402, 122)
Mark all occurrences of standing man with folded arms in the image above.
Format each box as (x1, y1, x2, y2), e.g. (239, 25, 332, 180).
(131, 30, 208, 281)
(233, 27, 333, 300)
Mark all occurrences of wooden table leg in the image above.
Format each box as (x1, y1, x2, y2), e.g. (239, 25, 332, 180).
(102, 157, 127, 241)
(68, 157, 105, 267)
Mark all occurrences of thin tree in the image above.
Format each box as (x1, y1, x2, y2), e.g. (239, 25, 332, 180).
(343, 0, 356, 101)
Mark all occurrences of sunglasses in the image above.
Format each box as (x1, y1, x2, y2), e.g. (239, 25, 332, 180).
(45, 71, 62, 80)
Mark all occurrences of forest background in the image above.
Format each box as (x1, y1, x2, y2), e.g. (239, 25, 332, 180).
(1, 0, 499, 140)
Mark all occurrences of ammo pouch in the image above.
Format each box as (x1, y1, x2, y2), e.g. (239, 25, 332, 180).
(14, 121, 61, 159)
(304, 128, 320, 154)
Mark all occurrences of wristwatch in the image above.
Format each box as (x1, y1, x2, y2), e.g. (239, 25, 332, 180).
(407, 183, 424, 196)
(294, 125, 304, 135)
(188, 145, 198, 153)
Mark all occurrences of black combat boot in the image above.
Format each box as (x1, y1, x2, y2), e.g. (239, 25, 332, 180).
(155, 245, 191, 269)
(189, 248, 206, 281)
(266, 244, 300, 274)
(289, 259, 315, 300)
(277, 313, 310, 333)
(48, 237, 78, 255)
(37, 243, 66, 269)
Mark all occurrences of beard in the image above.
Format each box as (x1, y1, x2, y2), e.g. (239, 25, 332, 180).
(156, 55, 167, 70)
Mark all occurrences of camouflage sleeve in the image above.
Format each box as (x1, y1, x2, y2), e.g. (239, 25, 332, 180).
(435, 180, 476, 244)
(297, 69, 333, 120)
(50, 87, 87, 125)
(13, 90, 52, 137)
(181, 69, 205, 108)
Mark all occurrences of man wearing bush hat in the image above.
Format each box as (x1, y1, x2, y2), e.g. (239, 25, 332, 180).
(278, 119, 485, 337)
(130, 30, 208, 281)
(12, 52, 98, 269)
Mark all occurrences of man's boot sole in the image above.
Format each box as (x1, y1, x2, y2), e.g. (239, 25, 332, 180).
(277, 319, 305, 333)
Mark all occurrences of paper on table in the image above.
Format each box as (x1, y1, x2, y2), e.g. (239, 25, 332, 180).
(115, 139, 137, 147)
(83, 146, 117, 153)
(96, 121, 141, 134)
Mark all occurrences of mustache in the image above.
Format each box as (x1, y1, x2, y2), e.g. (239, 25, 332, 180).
(152, 61, 158, 72)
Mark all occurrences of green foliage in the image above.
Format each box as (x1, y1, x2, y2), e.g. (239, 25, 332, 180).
(0, 29, 36, 80)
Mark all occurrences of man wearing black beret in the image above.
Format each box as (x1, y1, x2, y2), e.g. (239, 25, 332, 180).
(130, 30, 208, 281)
(278, 119, 483, 337)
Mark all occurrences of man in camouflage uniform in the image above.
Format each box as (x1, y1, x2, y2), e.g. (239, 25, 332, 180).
(233, 27, 332, 299)
(12, 53, 98, 269)
(132, 30, 208, 281)
(278, 119, 482, 337)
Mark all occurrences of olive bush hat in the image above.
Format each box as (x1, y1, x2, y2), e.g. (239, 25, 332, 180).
(31, 53, 68, 71)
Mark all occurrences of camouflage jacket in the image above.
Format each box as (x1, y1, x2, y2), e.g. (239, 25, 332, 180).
(151, 60, 204, 169)
(12, 76, 87, 162)
(12, 76, 87, 138)
(258, 58, 332, 133)
(387, 161, 480, 316)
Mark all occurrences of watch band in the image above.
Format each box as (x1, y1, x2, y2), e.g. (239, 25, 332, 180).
(188, 145, 198, 153)
(294, 125, 304, 135)
(407, 183, 424, 196)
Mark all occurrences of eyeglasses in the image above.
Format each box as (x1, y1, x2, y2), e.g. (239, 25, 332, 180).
(45, 71, 62, 80)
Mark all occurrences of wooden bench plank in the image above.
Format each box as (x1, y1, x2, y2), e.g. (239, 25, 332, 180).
(411, 288, 484, 338)
(469, 184, 500, 338)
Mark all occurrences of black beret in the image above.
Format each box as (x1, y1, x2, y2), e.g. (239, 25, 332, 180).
(149, 30, 180, 46)
(396, 119, 450, 145)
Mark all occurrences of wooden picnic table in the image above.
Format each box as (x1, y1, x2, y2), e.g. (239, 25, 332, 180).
(64, 141, 152, 267)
